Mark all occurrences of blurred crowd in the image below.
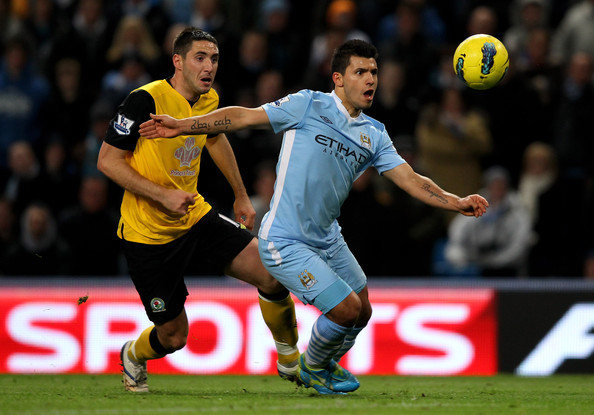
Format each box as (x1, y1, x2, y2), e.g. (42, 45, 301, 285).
(0, 0, 592, 278)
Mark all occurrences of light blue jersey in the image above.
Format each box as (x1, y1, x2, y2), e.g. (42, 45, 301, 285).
(259, 89, 406, 248)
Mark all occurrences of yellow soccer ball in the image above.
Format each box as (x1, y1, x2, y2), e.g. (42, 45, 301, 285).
(453, 34, 510, 90)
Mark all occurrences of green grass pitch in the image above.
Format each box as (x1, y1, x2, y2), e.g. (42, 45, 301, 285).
(1, 374, 592, 415)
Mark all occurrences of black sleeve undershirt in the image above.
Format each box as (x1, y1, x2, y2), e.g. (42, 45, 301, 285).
(104, 89, 155, 151)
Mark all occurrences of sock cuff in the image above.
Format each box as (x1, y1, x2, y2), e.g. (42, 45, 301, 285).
(258, 287, 291, 302)
(316, 313, 351, 339)
(149, 327, 171, 356)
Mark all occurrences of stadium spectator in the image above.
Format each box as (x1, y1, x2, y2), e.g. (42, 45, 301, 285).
(512, 27, 561, 145)
(116, 0, 171, 48)
(22, 0, 70, 71)
(549, 0, 594, 66)
(99, 52, 152, 108)
(47, 0, 116, 98)
(0, 0, 24, 48)
(415, 87, 492, 226)
(445, 166, 531, 277)
(38, 139, 79, 215)
(376, 0, 438, 98)
(3, 201, 71, 276)
(80, 99, 113, 176)
(551, 52, 594, 182)
(105, 15, 161, 76)
(503, 0, 549, 62)
(41, 57, 91, 165)
(181, 0, 241, 102)
(0, 34, 50, 169)
(257, 0, 302, 83)
(58, 175, 121, 276)
(529, 167, 590, 278)
(376, 0, 447, 49)
(517, 141, 557, 226)
(306, 0, 371, 91)
(1, 141, 45, 216)
(465, 5, 499, 38)
(530, 67, 593, 278)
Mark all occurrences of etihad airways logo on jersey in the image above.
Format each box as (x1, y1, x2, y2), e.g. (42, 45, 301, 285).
(172, 136, 200, 174)
(315, 134, 368, 165)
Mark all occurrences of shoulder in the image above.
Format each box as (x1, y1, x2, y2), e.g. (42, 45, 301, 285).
(136, 79, 169, 96)
(360, 112, 388, 134)
(199, 87, 220, 109)
(123, 88, 154, 107)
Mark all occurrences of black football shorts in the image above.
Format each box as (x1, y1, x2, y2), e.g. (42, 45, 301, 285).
(122, 208, 254, 324)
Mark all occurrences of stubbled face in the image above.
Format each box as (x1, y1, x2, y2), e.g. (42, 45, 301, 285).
(179, 40, 219, 97)
(337, 56, 378, 116)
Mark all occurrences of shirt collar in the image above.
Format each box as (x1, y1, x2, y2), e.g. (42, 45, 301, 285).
(331, 90, 363, 122)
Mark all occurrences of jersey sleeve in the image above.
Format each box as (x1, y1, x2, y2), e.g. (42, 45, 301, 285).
(372, 128, 407, 174)
(104, 89, 156, 151)
(261, 90, 312, 134)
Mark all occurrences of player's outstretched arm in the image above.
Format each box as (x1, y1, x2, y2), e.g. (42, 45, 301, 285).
(383, 163, 489, 218)
(139, 107, 271, 139)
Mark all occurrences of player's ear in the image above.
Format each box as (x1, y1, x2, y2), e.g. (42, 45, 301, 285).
(332, 72, 343, 88)
(172, 53, 183, 71)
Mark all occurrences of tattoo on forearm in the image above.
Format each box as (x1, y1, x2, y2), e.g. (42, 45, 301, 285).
(213, 116, 232, 129)
(422, 184, 448, 204)
(190, 115, 232, 132)
(191, 119, 210, 131)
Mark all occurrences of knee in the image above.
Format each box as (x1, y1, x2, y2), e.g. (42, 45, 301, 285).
(257, 274, 286, 296)
(327, 293, 362, 327)
(358, 302, 372, 327)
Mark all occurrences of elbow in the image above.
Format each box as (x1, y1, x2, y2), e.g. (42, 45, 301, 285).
(96, 157, 107, 176)
(96, 154, 113, 179)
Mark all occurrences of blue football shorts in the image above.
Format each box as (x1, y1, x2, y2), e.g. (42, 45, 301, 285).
(258, 235, 367, 314)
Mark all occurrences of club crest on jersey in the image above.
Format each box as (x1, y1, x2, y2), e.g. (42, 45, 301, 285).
(150, 297, 166, 312)
(360, 132, 371, 149)
(298, 269, 317, 290)
(272, 96, 290, 107)
(114, 113, 134, 135)
(174, 136, 201, 167)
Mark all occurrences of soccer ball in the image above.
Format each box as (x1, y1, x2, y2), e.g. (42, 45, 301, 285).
(453, 34, 509, 90)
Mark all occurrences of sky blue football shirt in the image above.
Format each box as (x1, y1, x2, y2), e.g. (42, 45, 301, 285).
(259, 89, 406, 248)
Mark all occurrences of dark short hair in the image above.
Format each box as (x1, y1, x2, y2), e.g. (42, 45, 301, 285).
(330, 39, 379, 75)
(173, 27, 218, 58)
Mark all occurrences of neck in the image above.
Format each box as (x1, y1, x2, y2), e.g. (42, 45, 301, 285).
(170, 74, 200, 102)
(334, 88, 361, 118)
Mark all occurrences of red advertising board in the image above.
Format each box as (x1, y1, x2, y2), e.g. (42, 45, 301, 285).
(0, 283, 496, 375)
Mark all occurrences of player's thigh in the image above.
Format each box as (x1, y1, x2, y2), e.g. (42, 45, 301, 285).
(225, 238, 281, 293)
(259, 238, 352, 314)
(122, 238, 190, 326)
(328, 239, 368, 295)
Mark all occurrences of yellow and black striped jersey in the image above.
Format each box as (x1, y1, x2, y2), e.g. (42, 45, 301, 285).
(104, 79, 218, 244)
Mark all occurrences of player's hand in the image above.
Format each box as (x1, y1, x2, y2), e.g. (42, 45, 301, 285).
(139, 113, 182, 139)
(161, 189, 198, 216)
(233, 196, 256, 231)
(458, 194, 489, 218)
